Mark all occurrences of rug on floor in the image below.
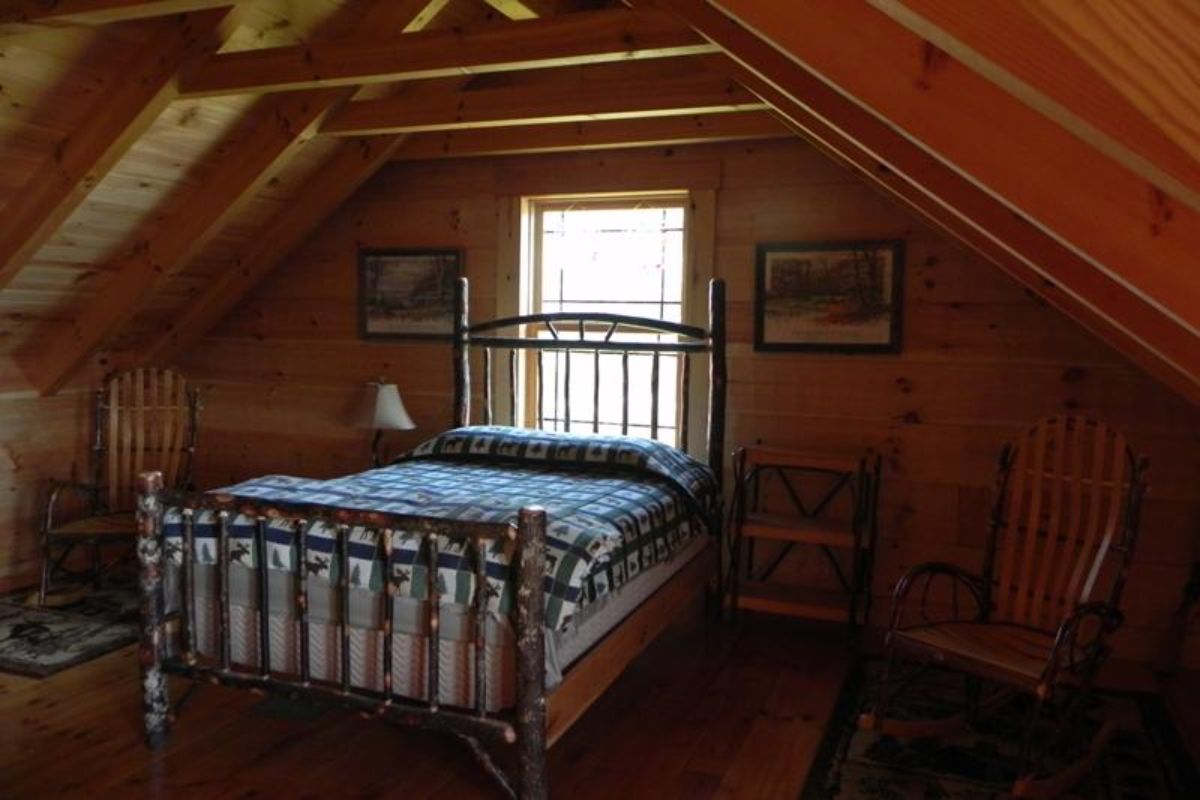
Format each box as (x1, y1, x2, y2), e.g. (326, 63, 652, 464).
(0, 588, 139, 678)
(801, 660, 1200, 800)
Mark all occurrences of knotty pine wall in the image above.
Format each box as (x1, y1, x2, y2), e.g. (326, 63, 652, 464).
(0, 363, 97, 586)
(179, 138, 1200, 667)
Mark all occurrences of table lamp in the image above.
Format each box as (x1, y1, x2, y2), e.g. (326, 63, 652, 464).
(356, 380, 415, 467)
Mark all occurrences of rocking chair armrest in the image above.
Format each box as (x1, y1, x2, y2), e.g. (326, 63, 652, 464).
(43, 480, 102, 530)
(1047, 601, 1124, 680)
(889, 562, 988, 632)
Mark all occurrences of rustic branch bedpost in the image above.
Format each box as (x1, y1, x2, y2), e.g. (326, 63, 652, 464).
(136, 470, 170, 748)
(516, 506, 549, 800)
(706, 280, 727, 610)
(454, 276, 470, 427)
(706, 278, 727, 489)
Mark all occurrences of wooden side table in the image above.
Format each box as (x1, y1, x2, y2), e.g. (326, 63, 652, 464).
(726, 446, 881, 640)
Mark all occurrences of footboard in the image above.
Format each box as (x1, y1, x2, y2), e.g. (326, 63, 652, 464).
(135, 470, 549, 799)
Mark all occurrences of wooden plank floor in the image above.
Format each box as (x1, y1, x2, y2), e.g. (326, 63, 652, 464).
(0, 615, 852, 799)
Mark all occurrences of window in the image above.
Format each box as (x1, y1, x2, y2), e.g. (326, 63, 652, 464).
(525, 194, 689, 445)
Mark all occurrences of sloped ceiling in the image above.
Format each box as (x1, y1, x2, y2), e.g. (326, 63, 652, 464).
(0, 0, 1196, 406)
(657, 0, 1200, 403)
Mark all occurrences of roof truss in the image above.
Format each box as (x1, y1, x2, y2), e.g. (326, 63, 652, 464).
(16, 0, 440, 393)
(323, 70, 767, 135)
(684, 0, 1200, 401)
(392, 110, 787, 159)
(0, 0, 239, 27)
(0, 0, 1197, 409)
(0, 8, 230, 294)
(178, 8, 718, 97)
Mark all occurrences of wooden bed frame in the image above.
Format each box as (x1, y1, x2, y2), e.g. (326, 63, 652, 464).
(135, 277, 727, 799)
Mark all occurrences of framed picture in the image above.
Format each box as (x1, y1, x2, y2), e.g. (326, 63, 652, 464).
(754, 239, 905, 353)
(358, 248, 462, 340)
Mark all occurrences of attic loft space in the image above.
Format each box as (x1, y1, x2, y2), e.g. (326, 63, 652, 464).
(1, 1, 1199, 798)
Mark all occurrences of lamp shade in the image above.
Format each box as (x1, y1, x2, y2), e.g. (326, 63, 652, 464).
(356, 382, 415, 430)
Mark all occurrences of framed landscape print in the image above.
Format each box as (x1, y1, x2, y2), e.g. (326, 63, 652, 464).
(754, 239, 905, 353)
(358, 248, 462, 339)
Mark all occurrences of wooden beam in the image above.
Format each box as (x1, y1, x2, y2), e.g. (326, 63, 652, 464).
(480, 0, 557, 21)
(19, 88, 346, 394)
(0, 0, 236, 27)
(1020, 0, 1200, 173)
(137, 136, 404, 367)
(707, 0, 1200, 368)
(134, 0, 523, 366)
(361, 0, 453, 32)
(639, 0, 1200, 402)
(393, 111, 788, 159)
(324, 73, 767, 135)
(868, 0, 1200, 214)
(0, 9, 229, 293)
(19, 0, 442, 393)
(179, 8, 718, 97)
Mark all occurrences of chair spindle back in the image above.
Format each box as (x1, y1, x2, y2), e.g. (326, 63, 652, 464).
(100, 368, 198, 512)
(985, 416, 1147, 630)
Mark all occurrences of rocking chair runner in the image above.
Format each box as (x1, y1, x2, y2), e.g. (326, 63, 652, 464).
(38, 368, 200, 605)
(859, 416, 1148, 798)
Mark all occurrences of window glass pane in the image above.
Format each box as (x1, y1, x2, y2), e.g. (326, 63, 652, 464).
(530, 199, 688, 446)
(537, 203, 685, 322)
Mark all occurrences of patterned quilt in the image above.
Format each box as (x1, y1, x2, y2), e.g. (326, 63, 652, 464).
(163, 426, 719, 630)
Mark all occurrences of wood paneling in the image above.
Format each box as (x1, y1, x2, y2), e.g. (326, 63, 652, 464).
(0, 375, 96, 583)
(176, 138, 1200, 667)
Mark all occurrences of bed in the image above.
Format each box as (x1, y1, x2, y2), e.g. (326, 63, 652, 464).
(134, 277, 727, 799)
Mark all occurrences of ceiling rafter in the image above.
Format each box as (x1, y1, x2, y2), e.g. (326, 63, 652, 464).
(0, 0, 240, 28)
(0, 8, 232, 294)
(391, 110, 787, 159)
(178, 8, 719, 98)
(19, 0, 443, 394)
(137, 135, 404, 367)
(867, 0, 1200, 214)
(20, 88, 344, 393)
(135, 0, 563, 367)
(324, 71, 767, 135)
(636, 0, 1200, 403)
(480, 0, 558, 20)
(1020, 0, 1200, 172)
(696, 0, 1200, 399)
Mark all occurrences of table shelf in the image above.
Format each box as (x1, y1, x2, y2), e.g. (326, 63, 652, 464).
(725, 446, 882, 643)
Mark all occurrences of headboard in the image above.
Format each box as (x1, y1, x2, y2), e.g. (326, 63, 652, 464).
(451, 277, 727, 485)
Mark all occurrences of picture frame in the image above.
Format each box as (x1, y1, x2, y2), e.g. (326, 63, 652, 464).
(358, 247, 463, 340)
(754, 239, 905, 353)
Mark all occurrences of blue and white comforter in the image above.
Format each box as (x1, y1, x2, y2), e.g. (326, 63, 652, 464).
(163, 426, 718, 630)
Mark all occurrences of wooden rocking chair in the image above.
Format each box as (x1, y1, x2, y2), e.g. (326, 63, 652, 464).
(858, 416, 1148, 798)
(38, 368, 201, 605)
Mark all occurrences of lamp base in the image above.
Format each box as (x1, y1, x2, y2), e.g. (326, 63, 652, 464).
(371, 429, 385, 468)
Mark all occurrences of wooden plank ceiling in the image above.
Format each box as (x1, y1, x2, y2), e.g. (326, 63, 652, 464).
(0, 0, 1196, 405)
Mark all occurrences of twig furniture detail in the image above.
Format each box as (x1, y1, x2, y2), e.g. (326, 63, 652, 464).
(40, 367, 200, 605)
(727, 446, 880, 638)
(859, 416, 1148, 798)
(454, 277, 727, 486)
(135, 278, 727, 800)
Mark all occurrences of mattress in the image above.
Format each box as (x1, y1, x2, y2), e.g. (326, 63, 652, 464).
(162, 426, 719, 633)
(168, 533, 709, 711)
(160, 426, 719, 711)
